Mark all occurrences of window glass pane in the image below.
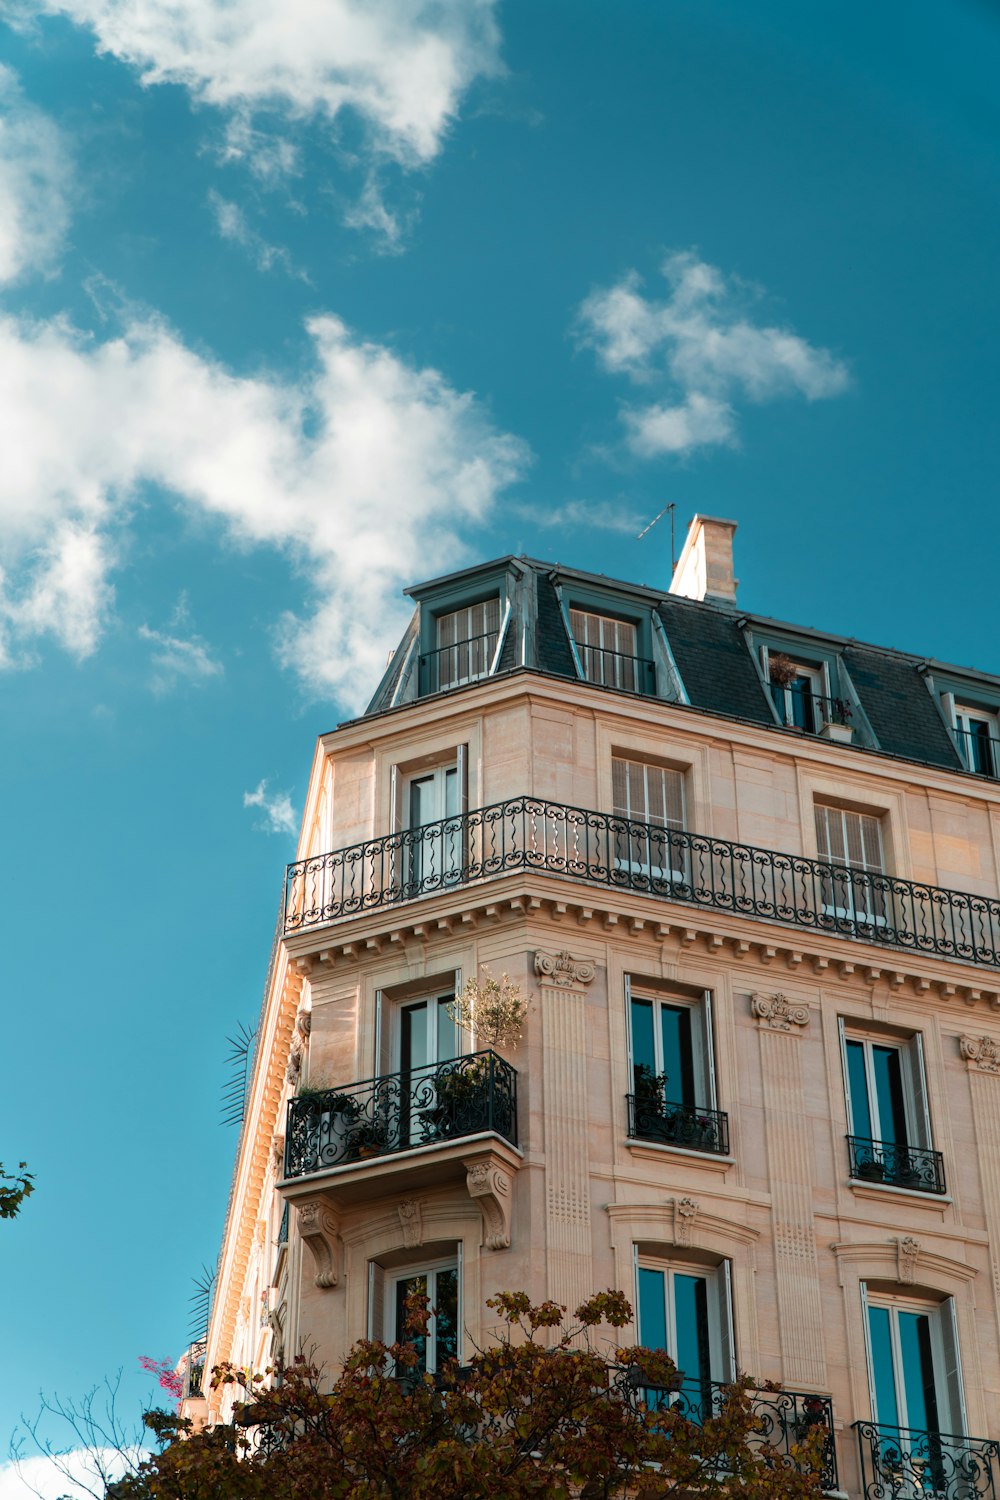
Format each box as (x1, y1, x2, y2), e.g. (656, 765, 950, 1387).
(436, 996, 458, 1062)
(631, 999, 657, 1087)
(673, 1274, 711, 1390)
(872, 1045, 908, 1146)
(661, 1005, 695, 1106)
(898, 1311, 938, 1434)
(434, 1267, 459, 1367)
(637, 1267, 667, 1351)
(401, 1002, 429, 1072)
(868, 1304, 900, 1428)
(790, 676, 815, 732)
(396, 1274, 428, 1371)
(846, 1040, 874, 1141)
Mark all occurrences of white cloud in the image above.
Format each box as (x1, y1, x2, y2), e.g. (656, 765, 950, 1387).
(208, 190, 308, 278)
(243, 778, 297, 834)
(0, 308, 527, 706)
(578, 251, 849, 457)
(0, 65, 71, 284)
(138, 623, 223, 694)
(342, 172, 412, 254)
(521, 498, 645, 535)
(0, 1448, 135, 1499)
(9, 0, 503, 169)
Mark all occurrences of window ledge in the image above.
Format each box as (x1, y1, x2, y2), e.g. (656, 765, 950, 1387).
(848, 1178, 951, 1207)
(626, 1138, 735, 1173)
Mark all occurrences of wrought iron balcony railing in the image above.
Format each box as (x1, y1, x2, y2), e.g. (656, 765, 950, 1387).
(284, 1050, 517, 1180)
(855, 1421, 1000, 1500)
(627, 1094, 730, 1155)
(284, 796, 1000, 972)
(848, 1135, 946, 1194)
(575, 643, 656, 695)
(617, 1370, 838, 1490)
(420, 632, 500, 694)
(770, 684, 855, 736)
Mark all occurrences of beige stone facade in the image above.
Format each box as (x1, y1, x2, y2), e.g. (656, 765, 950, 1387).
(194, 522, 1000, 1497)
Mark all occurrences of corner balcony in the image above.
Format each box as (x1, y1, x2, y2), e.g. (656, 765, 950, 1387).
(284, 796, 1000, 973)
(855, 1421, 1000, 1500)
(617, 1371, 839, 1490)
(847, 1136, 946, 1195)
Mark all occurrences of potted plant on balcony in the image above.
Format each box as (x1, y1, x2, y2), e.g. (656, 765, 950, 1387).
(855, 1153, 885, 1183)
(819, 697, 854, 745)
(446, 969, 530, 1052)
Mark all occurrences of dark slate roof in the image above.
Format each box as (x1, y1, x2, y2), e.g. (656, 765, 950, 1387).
(842, 646, 962, 770)
(535, 571, 577, 678)
(656, 596, 773, 725)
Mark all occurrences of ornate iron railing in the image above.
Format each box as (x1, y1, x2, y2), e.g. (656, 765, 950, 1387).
(284, 796, 1000, 972)
(627, 1094, 730, 1155)
(284, 1050, 517, 1179)
(575, 643, 656, 695)
(848, 1135, 946, 1194)
(617, 1370, 837, 1489)
(770, 684, 855, 735)
(855, 1421, 1000, 1500)
(183, 1343, 206, 1400)
(420, 632, 499, 694)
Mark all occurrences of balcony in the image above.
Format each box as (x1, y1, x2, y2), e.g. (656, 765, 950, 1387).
(771, 684, 856, 742)
(284, 796, 1000, 973)
(627, 1094, 730, 1156)
(419, 631, 499, 694)
(284, 1050, 517, 1181)
(855, 1421, 1000, 1500)
(576, 643, 656, 695)
(848, 1136, 946, 1194)
(617, 1371, 838, 1489)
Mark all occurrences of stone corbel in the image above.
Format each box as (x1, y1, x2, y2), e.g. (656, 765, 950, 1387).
(751, 992, 810, 1032)
(297, 1200, 341, 1289)
(960, 1035, 1000, 1074)
(465, 1155, 516, 1250)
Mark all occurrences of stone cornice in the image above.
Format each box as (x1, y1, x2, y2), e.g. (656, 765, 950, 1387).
(284, 871, 1000, 1009)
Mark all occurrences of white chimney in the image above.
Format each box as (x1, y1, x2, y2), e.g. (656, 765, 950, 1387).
(668, 514, 738, 606)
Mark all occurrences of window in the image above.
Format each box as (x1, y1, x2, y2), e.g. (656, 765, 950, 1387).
(433, 598, 501, 691)
(762, 646, 853, 736)
(570, 608, 646, 691)
(627, 984, 727, 1154)
(953, 704, 1000, 778)
(840, 1023, 943, 1192)
(815, 803, 887, 928)
(636, 1258, 734, 1419)
(405, 761, 463, 892)
(612, 756, 686, 886)
(864, 1290, 965, 1440)
(370, 1257, 460, 1375)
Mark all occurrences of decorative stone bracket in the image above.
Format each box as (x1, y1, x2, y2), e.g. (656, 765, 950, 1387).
(960, 1035, 1000, 1074)
(464, 1152, 517, 1250)
(534, 950, 596, 987)
(297, 1199, 342, 1289)
(751, 992, 810, 1031)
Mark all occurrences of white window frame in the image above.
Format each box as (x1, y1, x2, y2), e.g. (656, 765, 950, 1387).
(434, 598, 502, 690)
(761, 645, 831, 731)
(625, 979, 717, 1111)
(570, 607, 640, 690)
(952, 702, 1000, 776)
(861, 1285, 966, 1438)
(381, 1254, 462, 1375)
(612, 756, 686, 884)
(815, 802, 887, 928)
(838, 1022, 932, 1152)
(634, 1250, 735, 1386)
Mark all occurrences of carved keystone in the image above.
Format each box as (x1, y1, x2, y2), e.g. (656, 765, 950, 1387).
(297, 1200, 341, 1289)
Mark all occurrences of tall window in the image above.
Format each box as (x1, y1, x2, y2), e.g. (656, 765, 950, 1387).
(815, 803, 886, 927)
(953, 705, 1000, 778)
(612, 756, 685, 885)
(628, 985, 725, 1154)
(864, 1291, 965, 1440)
(370, 1258, 460, 1375)
(406, 762, 463, 891)
(636, 1259, 734, 1419)
(570, 608, 642, 691)
(433, 599, 501, 690)
(840, 1024, 941, 1192)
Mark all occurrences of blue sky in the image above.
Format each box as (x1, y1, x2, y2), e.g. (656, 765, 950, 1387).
(2, 0, 1000, 1478)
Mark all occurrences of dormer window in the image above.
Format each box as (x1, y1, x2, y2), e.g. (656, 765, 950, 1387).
(431, 597, 501, 692)
(570, 608, 653, 693)
(954, 704, 1000, 778)
(760, 645, 854, 742)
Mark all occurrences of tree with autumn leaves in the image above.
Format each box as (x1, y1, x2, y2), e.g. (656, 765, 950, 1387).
(105, 1289, 828, 1500)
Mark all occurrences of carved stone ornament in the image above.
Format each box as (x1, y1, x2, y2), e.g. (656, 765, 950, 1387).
(297, 1200, 341, 1289)
(285, 1042, 303, 1085)
(534, 950, 597, 987)
(673, 1196, 699, 1247)
(751, 992, 810, 1032)
(296, 1009, 312, 1040)
(896, 1235, 921, 1285)
(960, 1035, 1000, 1074)
(398, 1199, 423, 1249)
(465, 1158, 515, 1250)
(272, 1134, 285, 1171)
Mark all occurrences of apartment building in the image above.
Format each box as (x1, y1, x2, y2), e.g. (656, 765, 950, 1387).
(190, 514, 1000, 1499)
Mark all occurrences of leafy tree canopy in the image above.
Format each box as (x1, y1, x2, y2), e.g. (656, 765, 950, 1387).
(107, 1289, 827, 1500)
(0, 1161, 33, 1220)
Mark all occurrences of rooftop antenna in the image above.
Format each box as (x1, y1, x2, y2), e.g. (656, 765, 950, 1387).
(637, 502, 677, 579)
